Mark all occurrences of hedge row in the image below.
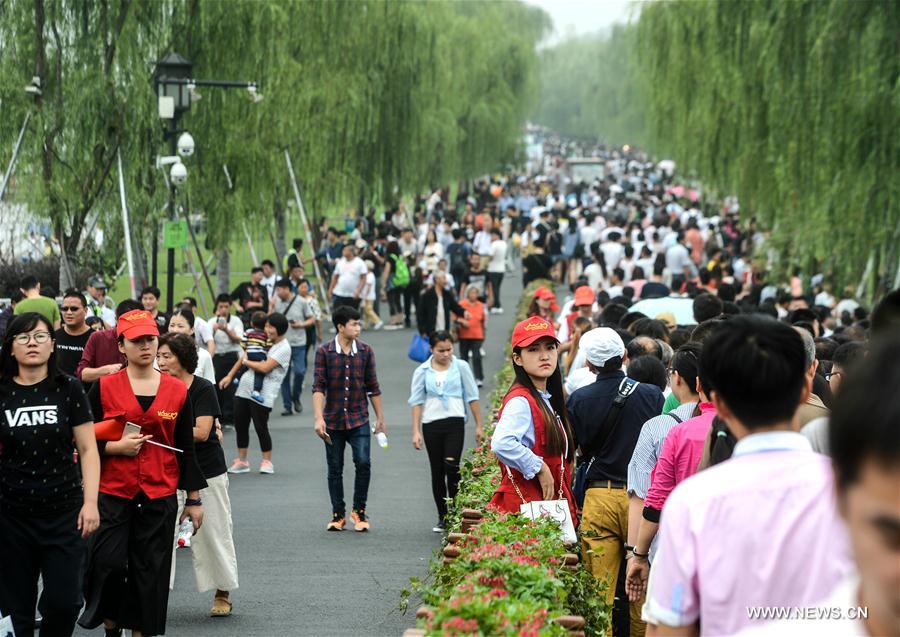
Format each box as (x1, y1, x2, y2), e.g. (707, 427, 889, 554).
(404, 281, 611, 636)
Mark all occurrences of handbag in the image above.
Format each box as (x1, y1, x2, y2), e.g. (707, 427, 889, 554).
(573, 378, 640, 508)
(506, 459, 577, 545)
(408, 333, 430, 363)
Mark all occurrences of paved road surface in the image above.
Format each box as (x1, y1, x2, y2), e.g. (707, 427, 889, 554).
(74, 274, 523, 637)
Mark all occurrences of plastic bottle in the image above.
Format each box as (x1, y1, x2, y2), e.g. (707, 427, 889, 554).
(374, 432, 389, 449)
(177, 518, 193, 547)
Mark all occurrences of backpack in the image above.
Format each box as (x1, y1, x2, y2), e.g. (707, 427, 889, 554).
(447, 242, 471, 272)
(390, 254, 410, 288)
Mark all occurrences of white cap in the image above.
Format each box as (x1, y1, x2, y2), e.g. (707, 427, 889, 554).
(580, 327, 625, 367)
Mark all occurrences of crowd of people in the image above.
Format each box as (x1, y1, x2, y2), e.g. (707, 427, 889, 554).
(0, 143, 897, 637)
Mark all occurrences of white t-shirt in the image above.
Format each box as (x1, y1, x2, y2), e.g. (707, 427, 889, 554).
(600, 241, 625, 270)
(332, 257, 368, 298)
(208, 315, 244, 355)
(423, 369, 466, 422)
(584, 263, 607, 290)
(194, 319, 214, 351)
(235, 338, 291, 409)
(196, 347, 215, 384)
(363, 272, 377, 301)
(487, 240, 508, 273)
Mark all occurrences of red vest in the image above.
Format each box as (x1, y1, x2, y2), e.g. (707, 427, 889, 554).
(98, 369, 187, 500)
(489, 384, 577, 522)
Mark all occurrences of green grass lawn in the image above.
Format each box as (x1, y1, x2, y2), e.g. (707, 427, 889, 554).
(109, 213, 330, 315)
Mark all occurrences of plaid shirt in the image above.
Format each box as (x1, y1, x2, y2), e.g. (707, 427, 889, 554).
(312, 336, 381, 431)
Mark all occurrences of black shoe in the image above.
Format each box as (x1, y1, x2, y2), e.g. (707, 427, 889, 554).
(281, 409, 293, 416)
(432, 519, 445, 533)
(293, 399, 303, 413)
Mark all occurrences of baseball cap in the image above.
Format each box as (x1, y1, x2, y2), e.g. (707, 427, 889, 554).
(579, 327, 625, 367)
(116, 310, 160, 341)
(574, 286, 595, 307)
(533, 286, 560, 312)
(88, 276, 107, 289)
(511, 316, 559, 349)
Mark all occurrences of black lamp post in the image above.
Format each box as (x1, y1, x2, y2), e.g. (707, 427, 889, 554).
(154, 53, 194, 313)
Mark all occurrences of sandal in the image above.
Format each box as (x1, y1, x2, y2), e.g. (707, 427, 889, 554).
(210, 595, 233, 617)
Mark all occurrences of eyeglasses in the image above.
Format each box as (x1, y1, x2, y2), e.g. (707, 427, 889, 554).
(60, 306, 83, 312)
(824, 371, 842, 382)
(13, 331, 52, 345)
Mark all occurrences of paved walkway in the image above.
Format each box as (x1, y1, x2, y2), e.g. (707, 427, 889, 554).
(75, 274, 523, 637)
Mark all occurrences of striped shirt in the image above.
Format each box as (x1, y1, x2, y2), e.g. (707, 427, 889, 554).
(627, 401, 698, 499)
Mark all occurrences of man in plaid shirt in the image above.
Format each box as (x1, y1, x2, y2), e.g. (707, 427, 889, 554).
(313, 305, 385, 532)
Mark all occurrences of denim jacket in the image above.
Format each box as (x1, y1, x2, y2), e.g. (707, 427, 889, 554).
(408, 356, 479, 414)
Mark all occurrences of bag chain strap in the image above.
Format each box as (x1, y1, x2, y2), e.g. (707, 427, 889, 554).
(505, 413, 566, 504)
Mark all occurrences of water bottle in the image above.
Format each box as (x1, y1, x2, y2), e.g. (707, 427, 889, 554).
(374, 432, 389, 449)
(177, 518, 193, 547)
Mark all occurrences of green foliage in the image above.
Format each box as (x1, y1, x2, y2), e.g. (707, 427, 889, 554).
(533, 26, 646, 147)
(635, 0, 899, 294)
(412, 279, 611, 636)
(0, 0, 549, 282)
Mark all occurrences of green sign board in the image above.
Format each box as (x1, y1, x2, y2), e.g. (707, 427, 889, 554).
(163, 220, 188, 249)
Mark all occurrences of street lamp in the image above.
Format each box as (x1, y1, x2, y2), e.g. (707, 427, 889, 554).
(152, 52, 260, 312)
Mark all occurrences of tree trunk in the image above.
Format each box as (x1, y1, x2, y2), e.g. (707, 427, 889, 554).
(273, 198, 287, 271)
(216, 247, 230, 295)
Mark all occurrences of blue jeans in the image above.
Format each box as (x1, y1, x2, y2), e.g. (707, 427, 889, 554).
(280, 344, 307, 411)
(324, 425, 371, 515)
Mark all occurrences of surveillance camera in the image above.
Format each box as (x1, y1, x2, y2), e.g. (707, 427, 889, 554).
(170, 161, 188, 186)
(177, 132, 195, 157)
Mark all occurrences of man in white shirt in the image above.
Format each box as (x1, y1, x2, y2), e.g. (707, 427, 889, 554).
(260, 259, 278, 302)
(487, 229, 507, 314)
(328, 244, 368, 311)
(472, 222, 493, 269)
(665, 231, 697, 281)
(209, 293, 244, 426)
(599, 232, 625, 271)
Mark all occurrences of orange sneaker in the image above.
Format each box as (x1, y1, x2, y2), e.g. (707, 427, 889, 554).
(326, 513, 346, 532)
(351, 509, 370, 532)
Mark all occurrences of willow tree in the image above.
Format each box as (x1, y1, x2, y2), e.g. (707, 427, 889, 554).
(636, 0, 899, 295)
(533, 25, 646, 147)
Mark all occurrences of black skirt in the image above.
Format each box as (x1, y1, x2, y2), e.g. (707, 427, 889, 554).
(78, 492, 178, 636)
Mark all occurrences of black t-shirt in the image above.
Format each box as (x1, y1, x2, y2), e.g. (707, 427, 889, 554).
(54, 327, 92, 377)
(187, 377, 226, 479)
(0, 375, 93, 514)
(231, 282, 269, 323)
(152, 311, 169, 334)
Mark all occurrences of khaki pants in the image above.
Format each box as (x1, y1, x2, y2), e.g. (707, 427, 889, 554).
(580, 486, 646, 637)
(362, 299, 380, 328)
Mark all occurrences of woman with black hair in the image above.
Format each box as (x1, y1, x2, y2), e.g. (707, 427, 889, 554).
(409, 331, 483, 532)
(157, 333, 238, 617)
(167, 308, 215, 384)
(79, 309, 206, 637)
(0, 313, 100, 637)
(219, 312, 291, 475)
(489, 316, 577, 522)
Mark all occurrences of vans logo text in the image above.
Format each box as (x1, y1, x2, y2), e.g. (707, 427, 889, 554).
(4, 406, 59, 428)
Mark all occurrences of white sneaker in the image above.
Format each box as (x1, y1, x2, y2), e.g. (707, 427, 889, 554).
(259, 459, 274, 474)
(479, 347, 486, 357)
(228, 458, 250, 474)
(374, 321, 384, 330)
(494, 307, 504, 314)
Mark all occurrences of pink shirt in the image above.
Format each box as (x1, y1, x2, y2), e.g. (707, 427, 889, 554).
(644, 431, 853, 636)
(644, 403, 716, 511)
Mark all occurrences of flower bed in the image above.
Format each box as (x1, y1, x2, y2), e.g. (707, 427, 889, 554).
(403, 281, 611, 636)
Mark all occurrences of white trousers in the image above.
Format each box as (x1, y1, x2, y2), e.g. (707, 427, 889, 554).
(170, 473, 239, 592)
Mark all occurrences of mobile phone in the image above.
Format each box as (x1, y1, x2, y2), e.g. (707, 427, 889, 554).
(217, 317, 226, 325)
(323, 432, 333, 446)
(124, 422, 142, 438)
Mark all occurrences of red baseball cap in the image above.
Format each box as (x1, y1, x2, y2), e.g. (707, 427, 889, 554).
(511, 316, 559, 349)
(574, 285, 595, 307)
(533, 286, 560, 312)
(116, 310, 160, 340)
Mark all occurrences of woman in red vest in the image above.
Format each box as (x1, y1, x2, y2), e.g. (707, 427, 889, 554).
(79, 310, 207, 637)
(489, 316, 576, 522)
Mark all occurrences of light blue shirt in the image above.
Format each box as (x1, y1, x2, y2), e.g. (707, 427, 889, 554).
(490, 389, 553, 481)
(408, 357, 479, 423)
